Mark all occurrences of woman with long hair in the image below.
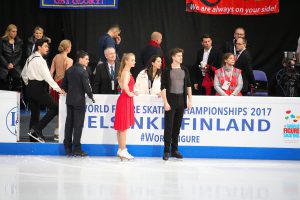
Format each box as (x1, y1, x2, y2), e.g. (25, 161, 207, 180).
(114, 53, 136, 160)
(0, 24, 23, 90)
(135, 55, 162, 96)
(214, 52, 243, 96)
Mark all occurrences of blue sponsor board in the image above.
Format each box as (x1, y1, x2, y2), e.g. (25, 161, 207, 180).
(40, 0, 118, 9)
(0, 143, 300, 160)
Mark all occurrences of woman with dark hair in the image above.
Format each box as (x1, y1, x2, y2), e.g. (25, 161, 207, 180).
(0, 24, 23, 90)
(135, 55, 162, 96)
(214, 52, 243, 96)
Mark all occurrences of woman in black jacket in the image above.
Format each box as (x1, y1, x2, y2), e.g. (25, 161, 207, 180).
(0, 24, 23, 90)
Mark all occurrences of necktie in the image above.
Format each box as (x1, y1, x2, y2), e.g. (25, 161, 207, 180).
(110, 66, 115, 78)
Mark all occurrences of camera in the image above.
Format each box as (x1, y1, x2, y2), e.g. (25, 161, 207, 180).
(281, 51, 300, 97)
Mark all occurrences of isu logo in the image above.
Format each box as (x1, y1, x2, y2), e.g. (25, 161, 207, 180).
(6, 107, 18, 136)
(200, 0, 221, 7)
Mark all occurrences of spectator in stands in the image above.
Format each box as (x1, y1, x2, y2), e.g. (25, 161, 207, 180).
(98, 24, 121, 63)
(223, 27, 246, 56)
(0, 24, 23, 91)
(26, 26, 51, 57)
(135, 55, 162, 96)
(192, 34, 221, 95)
(93, 47, 120, 94)
(50, 39, 73, 140)
(140, 31, 166, 73)
(214, 53, 243, 96)
(234, 37, 255, 95)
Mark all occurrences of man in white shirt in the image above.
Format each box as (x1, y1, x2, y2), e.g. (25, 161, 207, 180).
(21, 38, 64, 143)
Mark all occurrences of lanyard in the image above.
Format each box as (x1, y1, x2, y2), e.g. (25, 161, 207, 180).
(222, 67, 233, 82)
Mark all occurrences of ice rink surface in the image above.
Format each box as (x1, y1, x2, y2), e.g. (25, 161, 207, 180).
(1, 155, 300, 200)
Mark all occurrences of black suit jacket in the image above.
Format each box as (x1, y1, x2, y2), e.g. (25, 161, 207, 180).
(234, 49, 255, 93)
(93, 61, 120, 94)
(61, 64, 93, 107)
(191, 47, 221, 94)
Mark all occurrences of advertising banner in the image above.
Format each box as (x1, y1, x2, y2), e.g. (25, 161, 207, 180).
(59, 95, 300, 149)
(0, 91, 20, 143)
(40, 0, 118, 9)
(186, 0, 279, 15)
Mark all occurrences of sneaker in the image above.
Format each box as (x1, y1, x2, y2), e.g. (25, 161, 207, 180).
(171, 151, 183, 159)
(119, 148, 134, 160)
(28, 129, 45, 143)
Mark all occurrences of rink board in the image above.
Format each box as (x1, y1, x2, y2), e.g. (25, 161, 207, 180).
(1, 93, 300, 160)
(0, 143, 300, 160)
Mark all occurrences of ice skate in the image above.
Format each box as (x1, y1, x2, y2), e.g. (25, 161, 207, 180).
(118, 148, 134, 161)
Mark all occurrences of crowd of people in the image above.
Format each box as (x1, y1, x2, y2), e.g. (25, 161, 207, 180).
(1, 23, 299, 160)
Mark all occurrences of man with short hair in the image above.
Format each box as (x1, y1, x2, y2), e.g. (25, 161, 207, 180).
(234, 37, 255, 95)
(99, 24, 121, 63)
(223, 27, 246, 56)
(192, 34, 221, 95)
(138, 31, 166, 77)
(61, 50, 95, 157)
(161, 48, 192, 161)
(93, 47, 120, 94)
(21, 38, 65, 143)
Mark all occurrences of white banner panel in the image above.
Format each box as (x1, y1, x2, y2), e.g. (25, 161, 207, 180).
(59, 95, 300, 149)
(0, 90, 20, 142)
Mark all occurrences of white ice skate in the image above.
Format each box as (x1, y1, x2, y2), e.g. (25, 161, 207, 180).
(118, 148, 134, 161)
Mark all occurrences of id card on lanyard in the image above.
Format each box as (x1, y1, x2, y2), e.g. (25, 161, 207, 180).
(221, 68, 233, 91)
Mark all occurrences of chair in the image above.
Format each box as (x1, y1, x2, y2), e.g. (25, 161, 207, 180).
(247, 70, 268, 96)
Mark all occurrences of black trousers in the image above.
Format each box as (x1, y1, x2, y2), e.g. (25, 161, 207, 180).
(164, 93, 184, 153)
(27, 80, 58, 133)
(64, 104, 86, 152)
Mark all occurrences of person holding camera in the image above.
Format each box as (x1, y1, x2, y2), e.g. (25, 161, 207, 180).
(192, 34, 221, 95)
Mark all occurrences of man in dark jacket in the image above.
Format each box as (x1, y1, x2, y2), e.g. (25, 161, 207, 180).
(61, 50, 95, 157)
(192, 34, 221, 95)
(93, 47, 120, 94)
(234, 38, 255, 95)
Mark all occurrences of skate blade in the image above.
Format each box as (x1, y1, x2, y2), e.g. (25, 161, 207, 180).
(27, 132, 45, 143)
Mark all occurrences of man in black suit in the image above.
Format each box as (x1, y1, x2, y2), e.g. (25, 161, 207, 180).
(223, 27, 246, 56)
(234, 38, 255, 95)
(61, 50, 95, 157)
(93, 47, 120, 94)
(192, 34, 221, 95)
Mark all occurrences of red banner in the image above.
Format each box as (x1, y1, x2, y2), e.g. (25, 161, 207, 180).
(186, 0, 279, 15)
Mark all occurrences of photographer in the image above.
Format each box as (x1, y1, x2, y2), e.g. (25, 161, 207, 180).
(270, 57, 300, 97)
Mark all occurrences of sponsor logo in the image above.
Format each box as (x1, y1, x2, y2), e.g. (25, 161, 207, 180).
(6, 107, 18, 136)
(283, 110, 300, 143)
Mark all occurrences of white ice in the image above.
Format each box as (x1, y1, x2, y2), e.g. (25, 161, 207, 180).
(0, 156, 300, 200)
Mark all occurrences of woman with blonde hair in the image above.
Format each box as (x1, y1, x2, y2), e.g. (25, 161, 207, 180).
(50, 39, 73, 140)
(26, 26, 51, 57)
(114, 53, 136, 160)
(0, 24, 23, 90)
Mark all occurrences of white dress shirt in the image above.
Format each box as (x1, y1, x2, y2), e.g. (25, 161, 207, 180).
(202, 47, 212, 64)
(21, 51, 61, 92)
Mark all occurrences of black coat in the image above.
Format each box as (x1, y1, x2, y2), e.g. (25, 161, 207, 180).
(234, 49, 255, 93)
(192, 47, 222, 85)
(61, 64, 94, 107)
(93, 61, 120, 94)
(0, 36, 23, 79)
